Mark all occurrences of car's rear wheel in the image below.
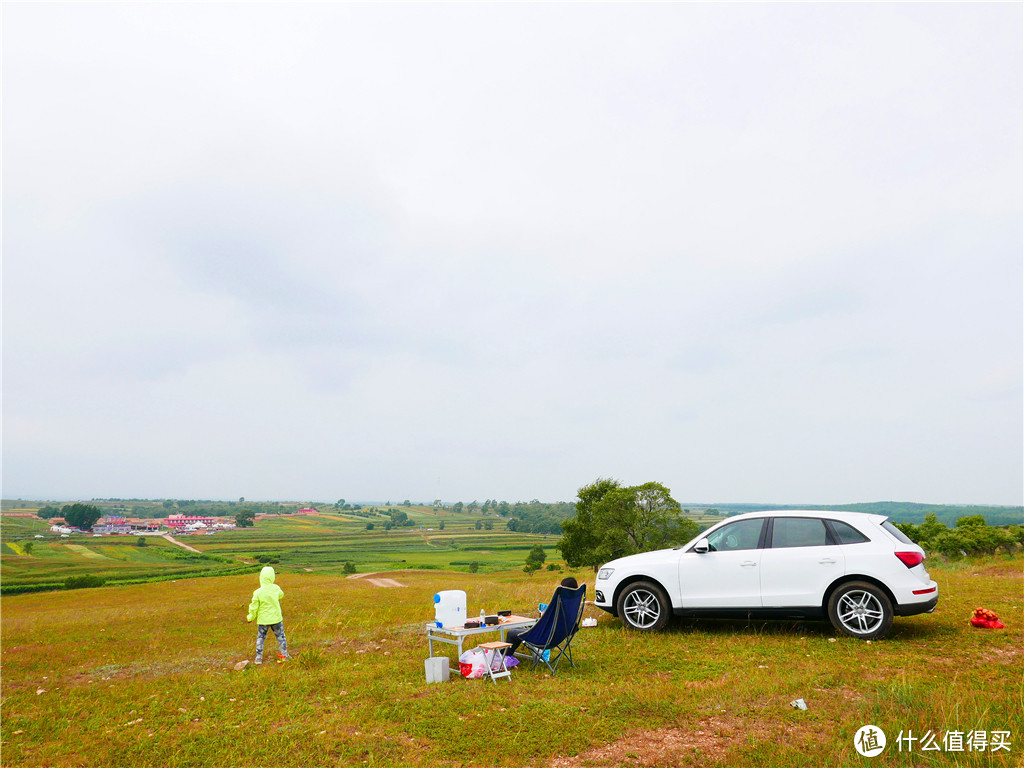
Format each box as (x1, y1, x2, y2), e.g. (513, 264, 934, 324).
(616, 581, 671, 631)
(828, 581, 894, 640)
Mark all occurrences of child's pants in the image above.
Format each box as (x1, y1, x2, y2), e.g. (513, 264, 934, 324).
(255, 621, 288, 660)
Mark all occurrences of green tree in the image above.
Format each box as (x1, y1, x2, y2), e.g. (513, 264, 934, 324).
(366, 522, 374, 530)
(468, 561, 480, 573)
(919, 512, 947, 541)
(558, 479, 698, 569)
(235, 508, 256, 528)
(557, 478, 619, 569)
(524, 544, 547, 574)
(61, 503, 103, 531)
(137, 537, 147, 547)
(439, 520, 446, 530)
(36, 505, 60, 520)
(343, 561, 357, 574)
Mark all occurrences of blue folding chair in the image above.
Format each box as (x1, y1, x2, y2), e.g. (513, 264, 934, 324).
(515, 583, 587, 673)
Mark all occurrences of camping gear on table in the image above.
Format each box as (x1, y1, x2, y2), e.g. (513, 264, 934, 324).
(434, 590, 467, 628)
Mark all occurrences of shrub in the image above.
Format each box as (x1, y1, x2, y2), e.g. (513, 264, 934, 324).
(1, 583, 63, 596)
(64, 575, 106, 590)
(342, 561, 356, 574)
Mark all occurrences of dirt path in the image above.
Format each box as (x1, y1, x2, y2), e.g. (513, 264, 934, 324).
(346, 572, 408, 588)
(160, 534, 202, 554)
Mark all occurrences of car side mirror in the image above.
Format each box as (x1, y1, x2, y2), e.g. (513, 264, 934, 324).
(694, 538, 710, 554)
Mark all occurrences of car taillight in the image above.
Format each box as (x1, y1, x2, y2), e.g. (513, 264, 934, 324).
(895, 551, 924, 568)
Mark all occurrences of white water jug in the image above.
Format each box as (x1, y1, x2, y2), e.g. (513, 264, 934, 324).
(433, 589, 466, 628)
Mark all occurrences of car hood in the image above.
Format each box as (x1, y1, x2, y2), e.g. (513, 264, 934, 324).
(602, 547, 682, 572)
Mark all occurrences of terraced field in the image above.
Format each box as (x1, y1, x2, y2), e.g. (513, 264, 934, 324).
(0, 509, 564, 593)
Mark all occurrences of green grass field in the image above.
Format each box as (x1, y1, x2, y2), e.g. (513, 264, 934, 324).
(1, 550, 1020, 767)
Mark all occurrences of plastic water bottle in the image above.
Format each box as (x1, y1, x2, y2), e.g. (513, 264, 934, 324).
(479, 609, 485, 623)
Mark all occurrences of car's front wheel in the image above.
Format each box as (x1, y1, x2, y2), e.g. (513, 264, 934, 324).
(616, 581, 671, 631)
(827, 581, 894, 640)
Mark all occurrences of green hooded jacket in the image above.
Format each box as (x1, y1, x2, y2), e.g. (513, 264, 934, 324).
(247, 566, 285, 625)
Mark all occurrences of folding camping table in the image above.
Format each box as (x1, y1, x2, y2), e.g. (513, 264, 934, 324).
(425, 614, 535, 660)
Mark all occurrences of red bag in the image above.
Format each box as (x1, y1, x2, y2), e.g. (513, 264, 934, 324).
(970, 617, 1005, 629)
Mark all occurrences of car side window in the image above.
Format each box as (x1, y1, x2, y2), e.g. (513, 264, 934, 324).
(706, 519, 764, 552)
(828, 520, 870, 545)
(771, 517, 831, 548)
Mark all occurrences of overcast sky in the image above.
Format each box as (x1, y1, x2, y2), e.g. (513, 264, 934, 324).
(3, 3, 1021, 506)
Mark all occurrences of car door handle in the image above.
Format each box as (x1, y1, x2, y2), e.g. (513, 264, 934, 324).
(740, 561, 757, 567)
(819, 558, 838, 565)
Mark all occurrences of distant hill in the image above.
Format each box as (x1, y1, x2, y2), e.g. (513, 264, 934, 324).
(699, 502, 1023, 527)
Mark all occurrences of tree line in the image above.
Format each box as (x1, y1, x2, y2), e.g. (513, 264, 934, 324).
(895, 513, 1023, 557)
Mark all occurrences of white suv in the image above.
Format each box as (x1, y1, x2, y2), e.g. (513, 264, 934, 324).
(593, 510, 938, 640)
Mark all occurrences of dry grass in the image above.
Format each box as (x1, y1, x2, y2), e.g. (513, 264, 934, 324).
(1, 556, 1021, 767)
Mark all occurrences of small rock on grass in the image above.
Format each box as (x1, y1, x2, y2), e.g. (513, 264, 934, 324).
(233, 660, 250, 671)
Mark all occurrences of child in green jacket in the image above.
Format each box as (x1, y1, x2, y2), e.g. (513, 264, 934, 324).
(247, 566, 291, 664)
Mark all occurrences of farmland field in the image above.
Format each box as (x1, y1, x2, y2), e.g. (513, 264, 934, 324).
(0, 507, 570, 593)
(1, 540, 1020, 767)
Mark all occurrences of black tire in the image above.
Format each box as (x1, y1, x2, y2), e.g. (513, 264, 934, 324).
(827, 581, 894, 640)
(616, 581, 672, 632)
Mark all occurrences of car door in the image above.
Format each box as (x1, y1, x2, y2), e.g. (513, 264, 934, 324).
(677, 517, 766, 608)
(759, 517, 845, 608)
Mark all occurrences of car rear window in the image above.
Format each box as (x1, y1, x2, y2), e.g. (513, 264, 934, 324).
(881, 520, 915, 545)
(771, 517, 830, 548)
(828, 520, 870, 545)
